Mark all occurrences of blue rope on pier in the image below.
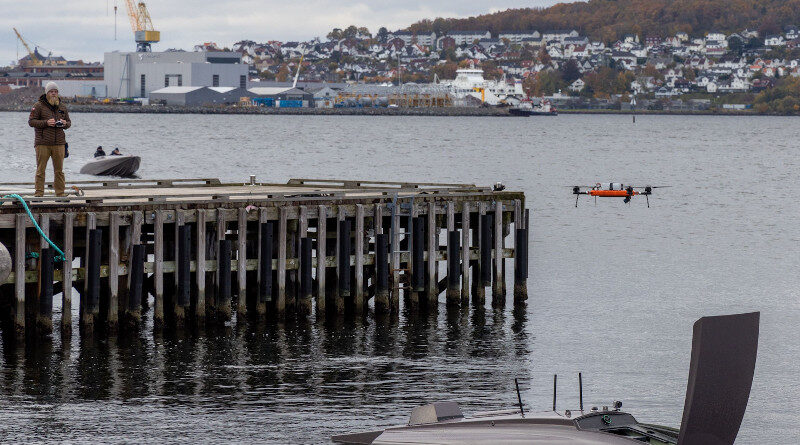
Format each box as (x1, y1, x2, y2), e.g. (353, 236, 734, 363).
(2, 194, 66, 262)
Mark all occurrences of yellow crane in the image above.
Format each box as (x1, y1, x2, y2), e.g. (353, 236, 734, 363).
(12, 27, 41, 66)
(122, 0, 160, 52)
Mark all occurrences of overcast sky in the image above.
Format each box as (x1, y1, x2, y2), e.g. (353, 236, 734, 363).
(0, 0, 574, 65)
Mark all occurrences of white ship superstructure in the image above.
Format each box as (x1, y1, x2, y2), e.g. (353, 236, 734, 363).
(440, 63, 524, 105)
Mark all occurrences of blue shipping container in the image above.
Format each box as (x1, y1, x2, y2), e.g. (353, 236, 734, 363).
(279, 100, 303, 108)
(253, 98, 275, 107)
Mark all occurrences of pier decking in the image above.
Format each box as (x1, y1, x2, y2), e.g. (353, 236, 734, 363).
(0, 178, 528, 339)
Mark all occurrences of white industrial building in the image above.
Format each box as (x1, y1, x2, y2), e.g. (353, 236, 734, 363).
(103, 51, 249, 99)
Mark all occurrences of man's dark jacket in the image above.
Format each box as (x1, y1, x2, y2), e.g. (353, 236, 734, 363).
(28, 94, 71, 146)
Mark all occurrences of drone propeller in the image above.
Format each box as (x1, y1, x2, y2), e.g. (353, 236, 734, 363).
(632, 185, 672, 189)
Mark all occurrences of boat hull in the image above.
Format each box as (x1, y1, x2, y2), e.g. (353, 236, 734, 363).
(80, 155, 141, 177)
(509, 108, 558, 116)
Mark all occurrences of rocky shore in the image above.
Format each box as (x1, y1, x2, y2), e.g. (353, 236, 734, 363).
(0, 87, 759, 116)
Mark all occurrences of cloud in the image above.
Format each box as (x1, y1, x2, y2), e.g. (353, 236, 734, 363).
(0, 0, 571, 64)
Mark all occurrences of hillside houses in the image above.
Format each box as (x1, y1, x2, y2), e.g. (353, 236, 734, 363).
(221, 24, 800, 100)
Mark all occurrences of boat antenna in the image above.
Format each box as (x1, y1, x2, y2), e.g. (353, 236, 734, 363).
(552, 374, 558, 412)
(578, 372, 584, 412)
(514, 378, 525, 417)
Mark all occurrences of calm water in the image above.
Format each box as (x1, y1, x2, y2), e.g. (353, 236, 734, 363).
(0, 112, 799, 444)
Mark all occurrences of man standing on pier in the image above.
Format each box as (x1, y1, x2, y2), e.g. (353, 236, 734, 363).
(28, 81, 71, 197)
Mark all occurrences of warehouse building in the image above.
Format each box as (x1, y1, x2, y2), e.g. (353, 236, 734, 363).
(104, 51, 249, 99)
(149, 86, 253, 106)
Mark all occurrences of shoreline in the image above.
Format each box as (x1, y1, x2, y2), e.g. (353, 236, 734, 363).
(0, 104, 787, 117)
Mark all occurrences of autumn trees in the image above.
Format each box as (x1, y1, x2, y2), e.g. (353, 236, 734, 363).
(406, 0, 800, 45)
(754, 77, 800, 114)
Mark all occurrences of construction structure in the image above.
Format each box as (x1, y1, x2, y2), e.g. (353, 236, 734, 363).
(0, 178, 529, 340)
(122, 1, 160, 52)
(335, 83, 453, 108)
(12, 28, 42, 67)
(390, 83, 453, 108)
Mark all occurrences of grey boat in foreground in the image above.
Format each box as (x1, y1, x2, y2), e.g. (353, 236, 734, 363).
(79, 154, 141, 177)
(333, 312, 759, 445)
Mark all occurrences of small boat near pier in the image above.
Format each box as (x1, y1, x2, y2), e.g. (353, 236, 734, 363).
(79, 154, 141, 177)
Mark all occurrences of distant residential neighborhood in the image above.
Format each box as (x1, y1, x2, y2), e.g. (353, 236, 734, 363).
(222, 24, 800, 101)
(3, 23, 800, 113)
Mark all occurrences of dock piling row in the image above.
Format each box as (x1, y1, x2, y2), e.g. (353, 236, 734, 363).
(0, 179, 527, 340)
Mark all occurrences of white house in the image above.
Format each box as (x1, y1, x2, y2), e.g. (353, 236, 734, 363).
(499, 30, 541, 44)
(447, 30, 492, 45)
(741, 29, 759, 39)
(765, 35, 786, 46)
(542, 30, 579, 42)
(706, 31, 727, 44)
(569, 78, 585, 92)
(548, 47, 564, 59)
(388, 31, 437, 47)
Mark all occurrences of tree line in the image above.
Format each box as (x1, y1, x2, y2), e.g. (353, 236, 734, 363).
(407, 0, 800, 43)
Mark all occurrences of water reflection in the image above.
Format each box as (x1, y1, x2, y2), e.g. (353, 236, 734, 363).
(0, 303, 530, 442)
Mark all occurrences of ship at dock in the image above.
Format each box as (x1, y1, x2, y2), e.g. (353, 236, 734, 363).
(509, 98, 558, 116)
(439, 63, 524, 106)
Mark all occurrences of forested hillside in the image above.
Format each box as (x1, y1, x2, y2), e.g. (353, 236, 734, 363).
(408, 0, 800, 41)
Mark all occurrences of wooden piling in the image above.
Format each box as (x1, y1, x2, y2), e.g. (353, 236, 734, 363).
(37, 247, 54, 335)
(216, 209, 231, 321)
(445, 205, 458, 306)
(411, 216, 424, 295)
(107, 212, 121, 331)
(298, 206, 311, 314)
(127, 244, 145, 328)
(84, 228, 102, 332)
(277, 207, 287, 314)
(316, 205, 326, 315)
(354, 204, 364, 313)
(375, 233, 389, 312)
(14, 213, 26, 337)
(218, 239, 232, 316)
(338, 219, 351, 301)
(334, 209, 345, 314)
(480, 213, 491, 288)
(426, 202, 437, 306)
(390, 206, 400, 313)
(257, 219, 273, 315)
(300, 237, 312, 312)
(177, 225, 191, 309)
(446, 230, 460, 306)
(513, 201, 528, 303)
(493, 201, 505, 302)
(461, 203, 470, 304)
(36, 214, 52, 335)
(61, 212, 73, 338)
(195, 209, 207, 323)
(153, 210, 165, 327)
(237, 208, 247, 318)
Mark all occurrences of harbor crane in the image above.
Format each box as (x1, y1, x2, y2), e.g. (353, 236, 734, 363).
(121, 0, 160, 52)
(12, 28, 42, 66)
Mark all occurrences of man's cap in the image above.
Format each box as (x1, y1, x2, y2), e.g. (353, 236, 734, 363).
(44, 82, 59, 94)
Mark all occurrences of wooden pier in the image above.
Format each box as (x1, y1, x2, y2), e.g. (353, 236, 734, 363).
(0, 178, 528, 339)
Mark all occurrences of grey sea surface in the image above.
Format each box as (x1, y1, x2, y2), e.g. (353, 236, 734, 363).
(0, 112, 798, 444)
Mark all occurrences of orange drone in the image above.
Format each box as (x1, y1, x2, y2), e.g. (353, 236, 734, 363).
(571, 183, 669, 207)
